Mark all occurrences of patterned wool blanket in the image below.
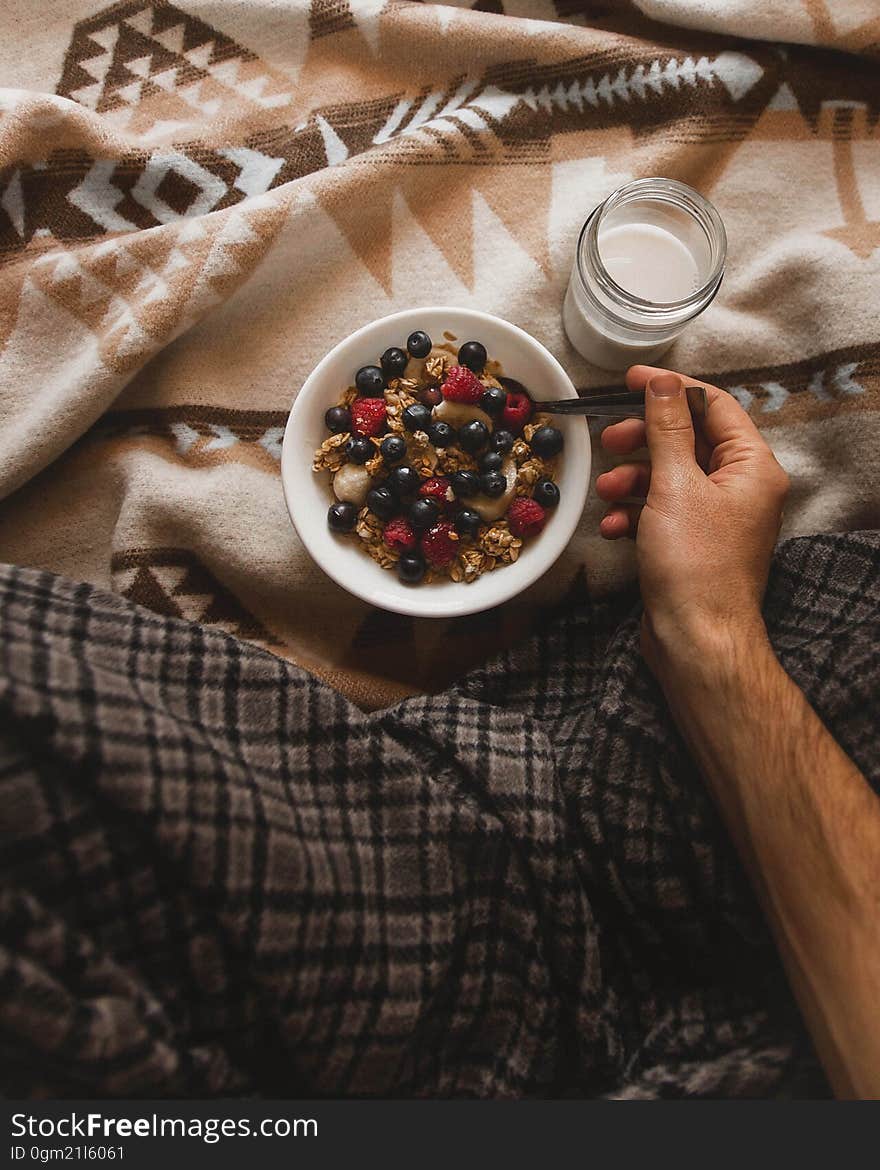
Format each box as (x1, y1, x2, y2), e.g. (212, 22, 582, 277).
(2, 532, 879, 1097)
(1, 1, 878, 708)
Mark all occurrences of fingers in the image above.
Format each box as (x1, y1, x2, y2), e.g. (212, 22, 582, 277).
(596, 462, 650, 502)
(642, 371, 697, 480)
(600, 417, 646, 456)
(626, 365, 664, 390)
(599, 504, 642, 540)
(627, 363, 771, 468)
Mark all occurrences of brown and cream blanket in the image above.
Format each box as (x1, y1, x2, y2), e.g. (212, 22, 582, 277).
(1, 0, 879, 706)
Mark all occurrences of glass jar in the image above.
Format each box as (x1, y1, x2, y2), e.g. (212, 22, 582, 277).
(562, 177, 727, 371)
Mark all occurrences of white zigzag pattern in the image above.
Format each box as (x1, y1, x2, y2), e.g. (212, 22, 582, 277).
(728, 362, 866, 413)
(365, 51, 761, 160)
(370, 82, 520, 149)
(519, 51, 763, 114)
(169, 422, 284, 460)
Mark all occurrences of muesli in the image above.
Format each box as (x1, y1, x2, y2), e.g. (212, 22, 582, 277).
(314, 330, 564, 586)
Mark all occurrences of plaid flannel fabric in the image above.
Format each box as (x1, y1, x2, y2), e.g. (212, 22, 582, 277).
(1, 532, 878, 1098)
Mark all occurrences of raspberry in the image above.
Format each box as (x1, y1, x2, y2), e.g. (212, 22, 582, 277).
(441, 365, 484, 405)
(383, 517, 417, 552)
(421, 520, 458, 567)
(507, 497, 546, 539)
(350, 397, 387, 436)
(418, 476, 453, 508)
(501, 390, 533, 433)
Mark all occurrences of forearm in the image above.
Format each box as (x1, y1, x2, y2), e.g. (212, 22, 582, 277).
(652, 617, 880, 1099)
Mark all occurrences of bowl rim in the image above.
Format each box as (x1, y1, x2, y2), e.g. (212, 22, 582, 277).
(280, 306, 590, 618)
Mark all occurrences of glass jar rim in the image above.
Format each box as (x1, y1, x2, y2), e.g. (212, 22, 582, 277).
(576, 177, 727, 320)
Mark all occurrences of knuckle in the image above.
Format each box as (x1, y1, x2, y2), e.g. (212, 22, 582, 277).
(657, 418, 694, 435)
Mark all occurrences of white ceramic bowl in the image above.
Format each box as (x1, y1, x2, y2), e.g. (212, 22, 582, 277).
(281, 307, 590, 618)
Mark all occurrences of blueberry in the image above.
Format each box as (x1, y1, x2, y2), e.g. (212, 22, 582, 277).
(530, 426, 564, 458)
(355, 364, 386, 395)
(397, 550, 426, 585)
(490, 429, 514, 454)
(422, 387, 443, 408)
(533, 478, 560, 509)
(409, 498, 441, 531)
(346, 436, 373, 464)
(380, 434, 407, 464)
(457, 340, 487, 374)
(387, 465, 420, 497)
(458, 420, 489, 454)
(327, 501, 358, 532)
(325, 405, 351, 434)
(450, 470, 480, 498)
(479, 451, 503, 472)
(381, 347, 408, 378)
(428, 421, 456, 448)
(406, 330, 432, 359)
(480, 386, 506, 417)
(480, 470, 507, 498)
(366, 486, 398, 521)
(403, 403, 432, 433)
(455, 509, 482, 539)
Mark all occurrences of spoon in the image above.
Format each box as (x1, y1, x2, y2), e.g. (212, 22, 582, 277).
(498, 377, 708, 420)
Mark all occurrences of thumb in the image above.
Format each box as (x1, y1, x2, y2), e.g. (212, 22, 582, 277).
(644, 371, 697, 480)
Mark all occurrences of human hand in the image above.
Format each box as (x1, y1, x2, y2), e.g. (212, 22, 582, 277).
(595, 365, 790, 672)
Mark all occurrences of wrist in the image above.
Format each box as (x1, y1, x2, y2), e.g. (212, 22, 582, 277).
(644, 604, 772, 690)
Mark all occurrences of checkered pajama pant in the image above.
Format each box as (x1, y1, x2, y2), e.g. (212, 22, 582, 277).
(1, 532, 878, 1097)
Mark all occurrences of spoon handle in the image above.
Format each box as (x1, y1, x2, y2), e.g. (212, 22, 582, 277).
(530, 385, 708, 420)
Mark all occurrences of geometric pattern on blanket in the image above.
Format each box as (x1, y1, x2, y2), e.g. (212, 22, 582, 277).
(1, 0, 879, 710)
(5, 0, 877, 286)
(111, 546, 284, 648)
(2, 530, 878, 1097)
(57, 0, 295, 133)
(90, 339, 879, 457)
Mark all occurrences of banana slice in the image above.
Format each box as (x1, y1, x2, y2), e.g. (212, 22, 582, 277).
(433, 399, 493, 430)
(333, 462, 372, 507)
(471, 457, 517, 523)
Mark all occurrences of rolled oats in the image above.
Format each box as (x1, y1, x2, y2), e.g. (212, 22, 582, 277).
(511, 439, 531, 466)
(436, 447, 478, 474)
(424, 352, 449, 383)
(311, 329, 565, 588)
(313, 431, 350, 472)
(364, 444, 385, 478)
(453, 548, 497, 582)
(523, 414, 553, 442)
(356, 507, 384, 544)
(384, 386, 418, 434)
(515, 457, 552, 494)
(365, 542, 399, 570)
(480, 524, 523, 564)
(409, 430, 438, 475)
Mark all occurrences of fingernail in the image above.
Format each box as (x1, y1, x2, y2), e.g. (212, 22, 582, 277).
(648, 373, 682, 398)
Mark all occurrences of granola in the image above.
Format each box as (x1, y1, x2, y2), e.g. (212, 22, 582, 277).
(515, 457, 552, 495)
(479, 522, 523, 564)
(436, 447, 478, 475)
(409, 430, 439, 477)
(313, 431, 349, 473)
(424, 352, 449, 383)
(315, 328, 565, 586)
